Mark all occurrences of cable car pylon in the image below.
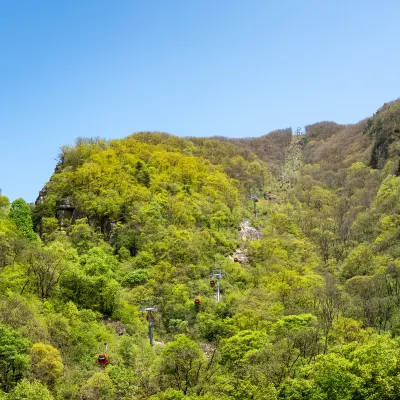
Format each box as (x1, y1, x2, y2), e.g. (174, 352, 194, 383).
(210, 268, 225, 302)
(250, 194, 258, 218)
(139, 304, 159, 346)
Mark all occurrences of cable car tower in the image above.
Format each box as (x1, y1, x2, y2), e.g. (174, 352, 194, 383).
(210, 268, 225, 302)
(250, 194, 258, 218)
(139, 304, 159, 346)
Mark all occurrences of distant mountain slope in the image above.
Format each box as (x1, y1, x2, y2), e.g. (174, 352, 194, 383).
(2, 98, 400, 398)
(302, 98, 400, 175)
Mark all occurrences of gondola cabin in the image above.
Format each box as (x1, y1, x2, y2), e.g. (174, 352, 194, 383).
(253, 209, 257, 215)
(237, 226, 242, 231)
(210, 279, 216, 287)
(234, 257, 238, 262)
(194, 297, 201, 306)
(97, 353, 109, 366)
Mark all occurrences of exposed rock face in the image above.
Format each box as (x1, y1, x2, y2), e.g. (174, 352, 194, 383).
(35, 183, 116, 237)
(102, 218, 117, 240)
(238, 219, 263, 241)
(56, 196, 75, 227)
(228, 219, 263, 265)
(72, 208, 86, 223)
(200, 342, 216, 357)
(104, 319, 127, 336)
(229, 248, 249, 264)
(35, 186, 49, 205)
(35, 164, 62, 205)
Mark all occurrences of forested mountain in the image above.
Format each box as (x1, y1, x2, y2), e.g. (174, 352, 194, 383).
(1, 99, 400, 399)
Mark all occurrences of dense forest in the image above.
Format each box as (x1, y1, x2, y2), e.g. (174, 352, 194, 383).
(1, 99, 400, 399)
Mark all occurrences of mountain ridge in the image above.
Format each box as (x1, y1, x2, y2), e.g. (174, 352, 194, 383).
(0, 98, 400, 398)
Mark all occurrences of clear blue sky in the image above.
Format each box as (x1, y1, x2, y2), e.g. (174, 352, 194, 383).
(1, 0, 399, 202)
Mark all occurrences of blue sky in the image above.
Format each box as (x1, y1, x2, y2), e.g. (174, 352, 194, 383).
(1, 0, 399, 202)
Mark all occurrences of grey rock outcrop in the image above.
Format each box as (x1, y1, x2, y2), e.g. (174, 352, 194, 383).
(35, 186, 49, 205)
(238, 219, 263, 241)
(56, 196, 75, 227)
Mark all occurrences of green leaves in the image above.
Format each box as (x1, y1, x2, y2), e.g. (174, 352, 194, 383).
(30, 343, 63, 386)
(219, 330, 267, 368)
(4, 119, 400, 398)
(159, 334, 206, 395)
(8, 379, 54, 400)
(81, 371, 115, 400)
(9, 198, 36, 241)
(0, 324, 30, 391)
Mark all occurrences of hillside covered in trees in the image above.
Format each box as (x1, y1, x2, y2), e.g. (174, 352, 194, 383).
(1, 99, 400, 399)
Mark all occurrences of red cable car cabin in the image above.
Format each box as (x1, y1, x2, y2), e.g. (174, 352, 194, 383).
(237, 226, 242, 231)
(210, 279, 216, 287)
(97, 353, 109, 366)
(234, 257, 238, 262)
(194, 297, 201, 306)
(253, 209, 257, 214)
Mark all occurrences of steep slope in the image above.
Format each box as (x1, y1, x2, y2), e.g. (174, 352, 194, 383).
(2, 100, 400, 398)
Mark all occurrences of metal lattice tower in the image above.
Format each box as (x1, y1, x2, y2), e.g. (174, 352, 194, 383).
(250, 194, 258, 218)
(210, 268, 225, 302)
(139, 305, 159, 346)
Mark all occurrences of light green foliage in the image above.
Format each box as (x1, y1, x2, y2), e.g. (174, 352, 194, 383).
(237, 315, 321, 388)
(278, 378, 315, 399)
(347, 334, 400, 397)
(0, 324, 30, 391)
(198, 314, 236, 342)
(268, 212, 301, 236)
(0, 195, 10, 211)
(220, 330, 267, 368)
(51, 135, 240, 223)
(135, 160, 151, 187)
(288, 334, 400, 400)
(123, 269, 150, 286)
(9, 198, 36, 241)
(374, 175, 400, 213)
(149, 389, 187, 400)
(341, 244, 375, 279)
(107, 365, 139, 399)
(25, 241, 78, 299)
(67, 218, 102, 254)
(30, 343, 63, 386)
(158, 334, 206, 395)
(302, 353, 361, 400)
(349, 209, 381, 243)
(3, 118, 400, 397)
(40, 217, 59, 242)
(8, 379, 54, 400)
(330, 317, 366, 344)
(117, 246, 130, 261)
(81, 371, 115, 400)
(47, 302, 112, 364)
(59, 246, 120, 314)
(0, 222, 24, 268)
(0, 293, 46, 342)
(375, 214, 400, 255)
